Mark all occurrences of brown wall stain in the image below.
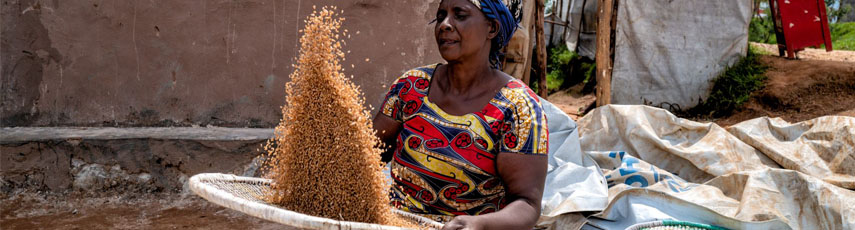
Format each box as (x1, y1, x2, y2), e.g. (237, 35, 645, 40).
(2, 0, 442, 127)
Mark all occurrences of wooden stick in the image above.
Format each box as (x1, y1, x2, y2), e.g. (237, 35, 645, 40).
(545, 19, 570, 26)
(535, 0, 548, 98)
(595, 0, 615, 106)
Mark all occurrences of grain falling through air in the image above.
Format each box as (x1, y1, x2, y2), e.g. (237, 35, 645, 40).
(261, 7, 416, 228)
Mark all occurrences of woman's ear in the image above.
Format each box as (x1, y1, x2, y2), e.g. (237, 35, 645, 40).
(487, 19, 500, 40)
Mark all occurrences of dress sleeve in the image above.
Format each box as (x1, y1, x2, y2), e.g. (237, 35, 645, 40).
(500, 87, 549, 155)
(379, 76, 409, 122)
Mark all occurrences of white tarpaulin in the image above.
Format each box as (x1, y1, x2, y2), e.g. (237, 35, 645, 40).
(610, 0, 753, 109)
(544, 0, 598, 59)
(540, 100, 609, 217)
(538, 104, 855, 229)
(727, 116, 855, 188)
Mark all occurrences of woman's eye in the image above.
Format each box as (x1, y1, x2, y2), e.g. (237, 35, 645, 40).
(436, 12, 446, 21)
(455, 14, 468, 20)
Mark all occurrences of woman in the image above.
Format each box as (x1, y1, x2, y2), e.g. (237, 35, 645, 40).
(372, 0, 547, 229)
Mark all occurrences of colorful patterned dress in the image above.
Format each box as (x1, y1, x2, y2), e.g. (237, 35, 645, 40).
(381, 64, 548, 220)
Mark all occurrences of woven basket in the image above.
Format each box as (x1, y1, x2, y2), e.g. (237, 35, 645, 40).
(624, 220, 729, 230)
(189, 173, 443, 230)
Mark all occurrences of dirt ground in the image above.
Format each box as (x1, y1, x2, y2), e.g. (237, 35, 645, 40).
(546, 84, 597, 121)
(549, 47, 855, 127)
(715, 54, 855, 127)
(1, 192, 290, 230)
(751, 42, 855, 62)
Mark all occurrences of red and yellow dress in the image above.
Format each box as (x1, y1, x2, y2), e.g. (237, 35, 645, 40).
(381, 64, 548, 221)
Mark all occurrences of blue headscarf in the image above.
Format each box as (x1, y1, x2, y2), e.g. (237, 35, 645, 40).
(470, 0, 522, 68)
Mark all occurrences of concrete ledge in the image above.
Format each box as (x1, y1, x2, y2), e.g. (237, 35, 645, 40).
(1, 127, 274, 194)
(1, 127, 274, 143)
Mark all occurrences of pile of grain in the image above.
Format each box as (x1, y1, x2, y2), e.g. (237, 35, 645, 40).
(262, 6, 407, 227)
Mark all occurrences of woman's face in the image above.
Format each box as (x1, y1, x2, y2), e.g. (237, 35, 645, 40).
(435, 0, 496, 63)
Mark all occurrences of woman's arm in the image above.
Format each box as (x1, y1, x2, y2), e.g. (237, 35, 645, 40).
(372, 113, 402, 163)
(442, 152, 548, 230)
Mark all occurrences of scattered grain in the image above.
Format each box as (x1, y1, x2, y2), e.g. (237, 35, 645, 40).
(261, 6, 418, 228)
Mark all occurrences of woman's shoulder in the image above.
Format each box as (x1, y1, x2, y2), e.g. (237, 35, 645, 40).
(396, 63, 440, 81)
(383, 64, 434, 89)
(386, 64, 440, 89)
(499, 79, 543, 107)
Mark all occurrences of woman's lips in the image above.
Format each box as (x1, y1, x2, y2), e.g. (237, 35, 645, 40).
(440, 39, 459, 47)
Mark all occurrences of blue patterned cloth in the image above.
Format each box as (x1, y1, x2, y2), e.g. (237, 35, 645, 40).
(600, 151, 697, 193)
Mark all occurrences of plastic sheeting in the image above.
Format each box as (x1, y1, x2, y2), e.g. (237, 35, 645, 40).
(539, 104, 855, 229)
(585, 189, 790, 230)
(544, 0, 598, 59)
(727, 116, 855, 188)
(610, 0, 753, 109)
(540, 100, 609, 217)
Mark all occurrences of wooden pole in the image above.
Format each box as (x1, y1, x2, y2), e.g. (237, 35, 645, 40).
(595, 0, 615, 106)
(535, 0, 548, 98)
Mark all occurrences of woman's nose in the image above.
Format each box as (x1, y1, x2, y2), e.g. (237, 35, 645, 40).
(439, 17, 453, 32)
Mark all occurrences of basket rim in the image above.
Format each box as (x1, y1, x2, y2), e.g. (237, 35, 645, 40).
(189, 173, 442, 230)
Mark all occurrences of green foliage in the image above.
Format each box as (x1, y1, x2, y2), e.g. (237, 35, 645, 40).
(827, 0, 852, 23)
(752, 45, 775, 56)
(544, 45, 596, 93)
(579, 62, 596, 87)
(546, 45, 577, 91)
(830, 22, 855, 50)
(749, 0, 776, 44)
(749, 17, 777, 44)
(679, 46, 768, 118)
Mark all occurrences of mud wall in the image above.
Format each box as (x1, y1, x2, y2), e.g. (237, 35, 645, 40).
(1, 137, 266, 193)
(1, 0, 442, 127)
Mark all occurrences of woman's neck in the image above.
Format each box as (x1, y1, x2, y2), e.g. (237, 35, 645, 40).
(441, 61, 494, 96)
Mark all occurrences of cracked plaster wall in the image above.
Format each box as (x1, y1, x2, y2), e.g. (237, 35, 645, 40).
(1, 0, 441, 127)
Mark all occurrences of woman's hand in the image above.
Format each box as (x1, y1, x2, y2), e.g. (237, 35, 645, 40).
(442, 215, 484, 230)
(442, 153, 548, 230)
(372, 112, 402, 163)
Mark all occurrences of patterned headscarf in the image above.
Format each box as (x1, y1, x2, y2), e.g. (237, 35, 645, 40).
(468, 0, 522, 68)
